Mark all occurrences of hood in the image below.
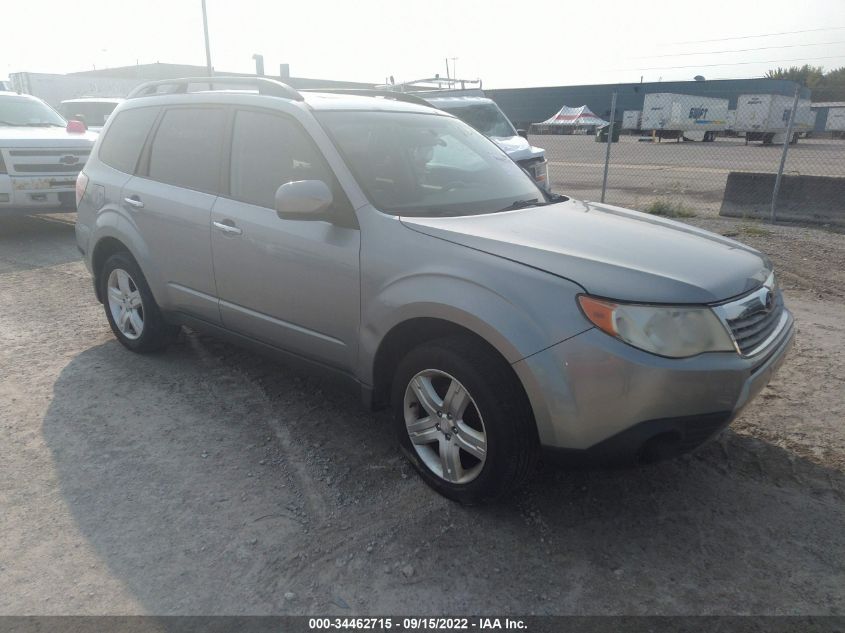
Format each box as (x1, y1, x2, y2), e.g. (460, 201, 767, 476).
(400, 199, 771, 304)
(0, 126, 98, 148)
(490, 135, 545, 162)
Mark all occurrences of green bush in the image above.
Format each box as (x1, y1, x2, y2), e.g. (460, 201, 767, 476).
(643, 200, 696, 218)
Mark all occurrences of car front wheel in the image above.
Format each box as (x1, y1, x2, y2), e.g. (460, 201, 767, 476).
(392, 336, 539, 504)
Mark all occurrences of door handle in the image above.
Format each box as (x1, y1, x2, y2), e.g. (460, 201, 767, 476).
(123, 195, 144, 209)
(212, 220, 243, 236)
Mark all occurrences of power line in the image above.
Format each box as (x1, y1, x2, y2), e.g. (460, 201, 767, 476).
(668, 25, 845, 45)
(636, 40, 845, 59)
(618, 54, 845, 72)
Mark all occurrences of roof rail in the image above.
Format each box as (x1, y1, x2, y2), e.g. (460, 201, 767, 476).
(300, 88, 435, 108)
(126, 76, 303, 101)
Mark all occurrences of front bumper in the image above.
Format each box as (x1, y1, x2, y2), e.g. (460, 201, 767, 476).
(513, 309, 794, 456)
(0, 174, 77, 214)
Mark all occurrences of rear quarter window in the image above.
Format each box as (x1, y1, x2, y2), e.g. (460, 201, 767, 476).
(98, 106, 160, 174)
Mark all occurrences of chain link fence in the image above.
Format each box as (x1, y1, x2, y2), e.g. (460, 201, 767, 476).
(513, 84, 845, 226)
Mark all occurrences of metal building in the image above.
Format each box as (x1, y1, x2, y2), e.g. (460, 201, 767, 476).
(66, 62, 374, 90)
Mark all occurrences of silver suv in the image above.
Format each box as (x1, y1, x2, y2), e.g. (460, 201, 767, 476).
(76, 77, 794, 503)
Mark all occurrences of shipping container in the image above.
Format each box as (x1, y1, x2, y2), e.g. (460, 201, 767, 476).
(622, 110, 641, 130)
(734, 94, 813, 143)
(825, 107, 845, 132)
(640, 93, 728, 141)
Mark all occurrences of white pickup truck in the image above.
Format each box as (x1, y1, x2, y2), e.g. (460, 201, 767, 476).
(1, 91, 96, 215)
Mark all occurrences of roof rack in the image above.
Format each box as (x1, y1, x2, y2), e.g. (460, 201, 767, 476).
(299, 88, 435, 108)
(126, 76, 303, 101)
(377, 77, 483, 93)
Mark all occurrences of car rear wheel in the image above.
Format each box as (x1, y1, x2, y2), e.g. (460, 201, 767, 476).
(392, 336, 539, 504)
(100, 251, 179, 352)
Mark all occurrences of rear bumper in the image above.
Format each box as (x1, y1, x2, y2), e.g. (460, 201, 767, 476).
(514, 309, 795, 458)
(0, 174, 77, 214)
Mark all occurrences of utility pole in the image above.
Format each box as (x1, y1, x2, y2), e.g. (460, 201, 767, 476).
(450, 57, 458, 88)
(201, 0, 213, 76)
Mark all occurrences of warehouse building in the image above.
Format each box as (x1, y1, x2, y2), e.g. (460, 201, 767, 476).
(486, 78, 809, 130)
(66, 62, 374, 90)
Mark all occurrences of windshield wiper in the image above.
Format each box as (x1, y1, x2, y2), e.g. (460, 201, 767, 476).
(24, 122, 65, 127)
(498, 198, 548, 212)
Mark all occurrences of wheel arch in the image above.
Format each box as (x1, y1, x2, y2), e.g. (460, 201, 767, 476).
(89, 213, 159, 304)
(91, 236, 135, 302)
(369, 316, 528, 410)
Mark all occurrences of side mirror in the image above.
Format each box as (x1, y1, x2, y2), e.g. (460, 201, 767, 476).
(517, 129, 529, 140)
(66, 119, 87, 133)
(275, 180, 333, 220)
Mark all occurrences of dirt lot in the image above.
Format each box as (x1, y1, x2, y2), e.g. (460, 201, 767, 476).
(535, 135, 845, 213)
(1, 211, 844, 616)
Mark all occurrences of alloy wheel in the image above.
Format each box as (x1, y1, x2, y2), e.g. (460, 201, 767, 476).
(403, 369, 487, 484)
(106, 268, 144, 340)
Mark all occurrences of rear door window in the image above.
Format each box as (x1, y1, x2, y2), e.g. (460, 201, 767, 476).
(147, 107, 226, 193)
(98, 106, 159, 174)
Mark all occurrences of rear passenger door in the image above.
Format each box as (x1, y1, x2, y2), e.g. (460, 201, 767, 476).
(121, 106, 225, 324)
(210, 108, 360, 372)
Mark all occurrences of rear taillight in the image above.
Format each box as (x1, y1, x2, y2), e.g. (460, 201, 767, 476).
(76, 171, 89, 207)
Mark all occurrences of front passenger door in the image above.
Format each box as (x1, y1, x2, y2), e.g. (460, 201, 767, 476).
(210, 109, 361, 372)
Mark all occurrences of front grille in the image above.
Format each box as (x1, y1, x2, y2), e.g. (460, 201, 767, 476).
(725, 290, 785, 355)
(13, 163, 84, 173)
(3, 147, 90, 177)
(9, 149, 91, 158)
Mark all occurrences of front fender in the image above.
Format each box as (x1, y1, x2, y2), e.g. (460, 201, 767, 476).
(359, 257, 591, 385)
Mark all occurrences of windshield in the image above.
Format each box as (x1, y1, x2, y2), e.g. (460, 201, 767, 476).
(0, 96, 66, 127)
(440, 103, 516, 138)
(317, 111, 543, 217)
(60, 101, 119, 127)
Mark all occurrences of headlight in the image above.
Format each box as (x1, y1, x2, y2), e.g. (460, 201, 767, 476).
(531, 159, 547, 185)
(578, 295, 735, 358)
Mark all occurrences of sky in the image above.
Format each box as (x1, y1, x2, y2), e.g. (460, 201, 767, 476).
(4, 0, 845, 88)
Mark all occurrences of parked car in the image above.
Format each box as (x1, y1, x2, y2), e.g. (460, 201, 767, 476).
(421, 95, 549, 191)
(76, 77, 794, 503)
(1, 91, 96, 214)
(60, 97, 124, 132)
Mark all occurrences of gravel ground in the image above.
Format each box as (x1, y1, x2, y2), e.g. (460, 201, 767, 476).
(533, 135, 845, 214)
(1, 212, 844, 616)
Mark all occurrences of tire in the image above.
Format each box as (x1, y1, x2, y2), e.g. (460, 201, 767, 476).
(391, 336, 540, 504)
(99, 251, 179, 353)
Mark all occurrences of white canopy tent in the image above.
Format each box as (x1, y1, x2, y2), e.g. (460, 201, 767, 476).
(534, 105, 608, 134)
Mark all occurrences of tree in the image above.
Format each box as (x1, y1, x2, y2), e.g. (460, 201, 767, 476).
(765, 66, 845, 101)
(765, 65, 825, 88)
